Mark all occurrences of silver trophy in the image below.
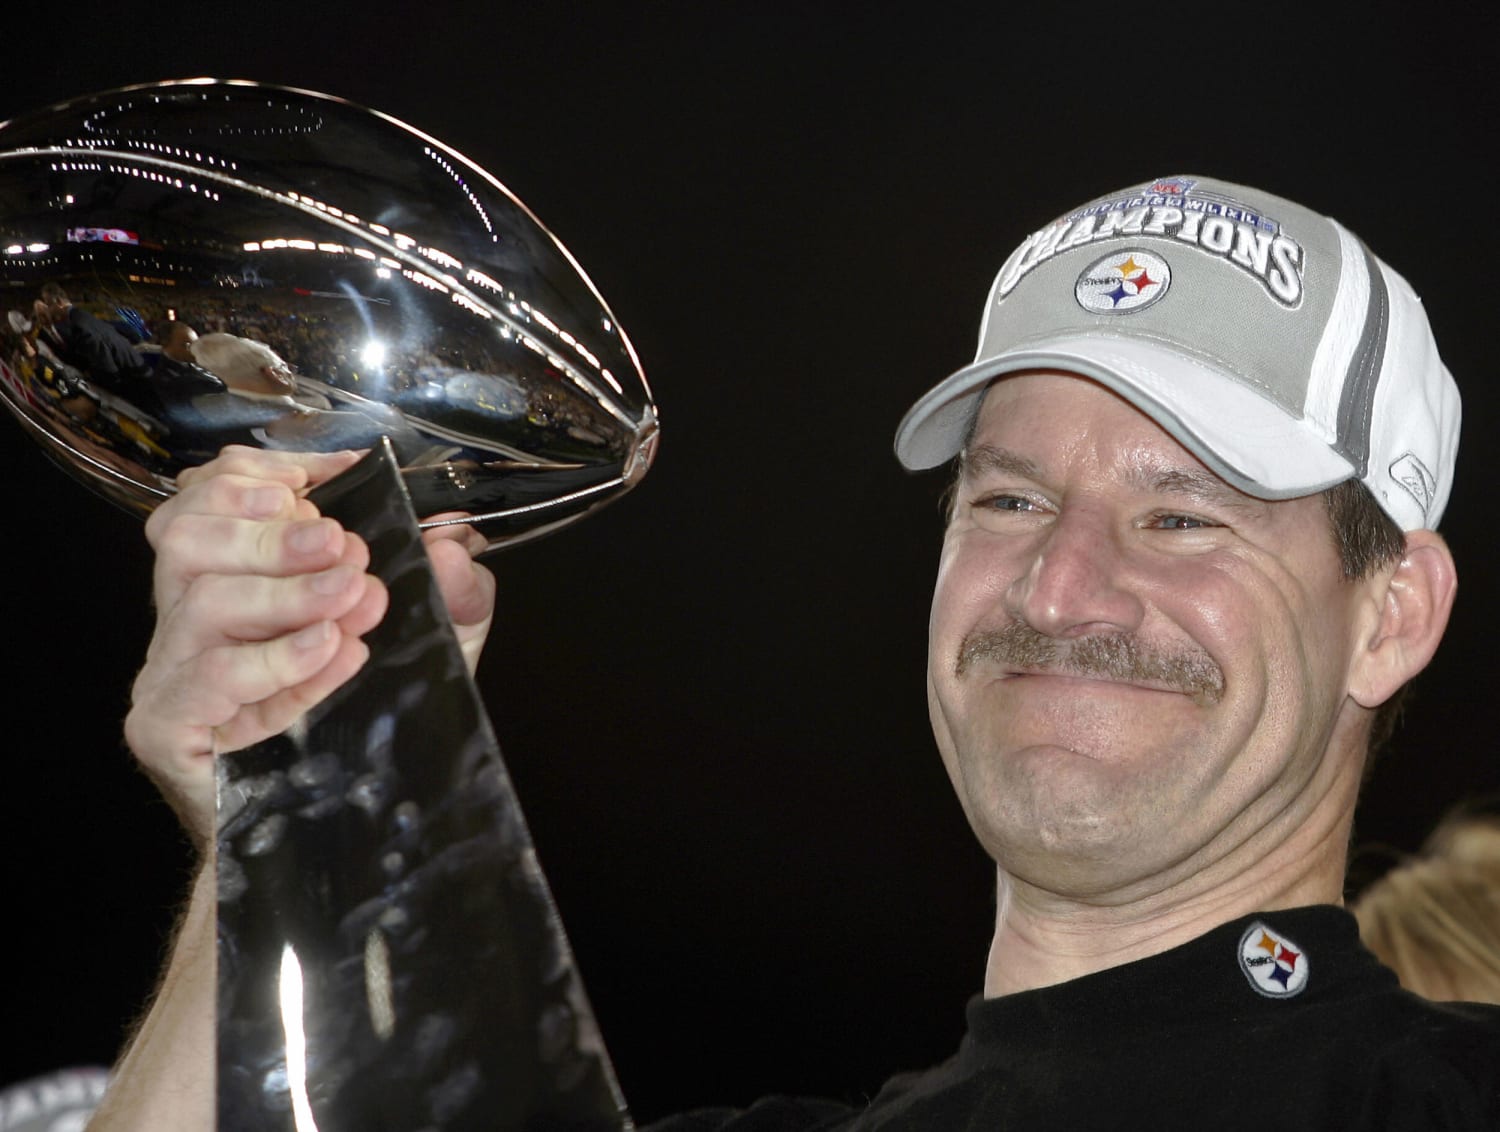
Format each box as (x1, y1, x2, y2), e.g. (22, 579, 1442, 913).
(0, 78, 658, 548)
(0, 81, 656, 1129)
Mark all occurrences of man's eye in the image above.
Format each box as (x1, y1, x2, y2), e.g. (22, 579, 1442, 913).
(974, 493, 1036, 513)
(1154, 514, 1214, 530)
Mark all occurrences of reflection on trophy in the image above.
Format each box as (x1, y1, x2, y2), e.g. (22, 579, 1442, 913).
(0, 81, 655, 1129)
(0, 79, 658, 551)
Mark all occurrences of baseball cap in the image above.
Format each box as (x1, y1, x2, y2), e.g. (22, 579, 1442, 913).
(894, 175, 1460, 530)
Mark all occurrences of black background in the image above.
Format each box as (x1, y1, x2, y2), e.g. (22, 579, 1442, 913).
(4, 3, 1498, 1120)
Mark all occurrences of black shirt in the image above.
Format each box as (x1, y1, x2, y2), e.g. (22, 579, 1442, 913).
(52, 305, 150, 387)
(650, 907, 1500, 1130)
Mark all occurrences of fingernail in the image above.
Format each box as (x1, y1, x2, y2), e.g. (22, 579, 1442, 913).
(291, 621, 333, 649)
(245, 485, 283, 517)
(288, 520, 333, 555)
(311, 565, 356, 595)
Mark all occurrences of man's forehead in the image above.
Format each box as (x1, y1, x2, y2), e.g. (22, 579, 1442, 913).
(966, 372, 1190, 461)
(959, 440, 1270, 517)
(961, 375, 1271, 509)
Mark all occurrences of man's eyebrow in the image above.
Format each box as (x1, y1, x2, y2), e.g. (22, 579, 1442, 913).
(957, 445, 1265, 513)
(958, 444, 1040, 482)
(1134, 465, 1263, 513)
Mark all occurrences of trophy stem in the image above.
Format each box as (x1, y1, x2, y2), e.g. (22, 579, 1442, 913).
(215, 441, 631, 1131)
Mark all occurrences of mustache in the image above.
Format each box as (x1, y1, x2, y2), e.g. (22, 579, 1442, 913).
(955, 621, 1225, 706)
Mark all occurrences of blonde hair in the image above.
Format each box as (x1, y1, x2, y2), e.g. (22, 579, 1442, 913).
(1353, 813, 1500, 1004)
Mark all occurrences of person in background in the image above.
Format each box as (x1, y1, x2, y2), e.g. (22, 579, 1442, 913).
(191, 331, 332, 406)
(35, 283, 153, 408)
(1354, 809, 1500, 1004)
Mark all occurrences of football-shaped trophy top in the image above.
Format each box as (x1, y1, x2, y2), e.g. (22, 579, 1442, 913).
(0, 79, 658, 551)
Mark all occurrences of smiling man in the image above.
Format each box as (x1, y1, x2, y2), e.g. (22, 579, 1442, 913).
(89, 177, 1500, 1129)
(925, 374, 1440, 992)
(847, 174, 1496, 1127)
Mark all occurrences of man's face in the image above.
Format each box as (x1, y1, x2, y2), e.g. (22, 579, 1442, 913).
(164, 325, 198, 363)
(262, 357, 297, 391)
(927, 373, 1378, 899)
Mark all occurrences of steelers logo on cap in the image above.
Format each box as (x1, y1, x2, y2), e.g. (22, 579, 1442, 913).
(1075, 249, 1172, 314)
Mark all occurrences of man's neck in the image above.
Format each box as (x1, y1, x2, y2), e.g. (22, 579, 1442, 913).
(981, 802, 1354, 997)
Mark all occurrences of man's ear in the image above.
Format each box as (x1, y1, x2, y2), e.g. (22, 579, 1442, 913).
(1348, 529, 1457, 708)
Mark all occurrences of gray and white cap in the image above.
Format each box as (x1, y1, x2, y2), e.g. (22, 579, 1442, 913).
(894, 175, 1460, 530)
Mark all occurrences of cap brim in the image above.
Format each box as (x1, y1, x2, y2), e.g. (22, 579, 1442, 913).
(894, 333, 1355, 502)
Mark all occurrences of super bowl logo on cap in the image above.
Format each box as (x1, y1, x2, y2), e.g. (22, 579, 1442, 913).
(1074, 249, 1172, 314)
(1238, 922, 1310, 998)
(1147, 176, 1198, 196)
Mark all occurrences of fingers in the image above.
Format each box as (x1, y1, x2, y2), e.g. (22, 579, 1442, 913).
(137, 505, 390, 719)
(424, 530, 495, 629)
(130, 573, 388, 751)
(129, 446, 388, 833)
(421, 513, 489, 558)
(143, 556, 381, 669)
(150, 449, 365, 613)
(159, 448, 367, 558)
(131, 622, 371, 754)
(125, 627, 371, 848)
(129, 446, 503, 851)
(172, 444, 363, 492)
(149, 510, 342, 616)
(423, 521, 496, 673)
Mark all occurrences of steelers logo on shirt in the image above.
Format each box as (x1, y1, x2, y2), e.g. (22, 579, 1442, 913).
(1238, 921, 1310, 999)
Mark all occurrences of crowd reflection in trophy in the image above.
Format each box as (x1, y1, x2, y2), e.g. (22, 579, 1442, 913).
(0, 279, 622, 486)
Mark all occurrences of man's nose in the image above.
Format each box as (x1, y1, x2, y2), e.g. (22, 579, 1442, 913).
(1003, 507, 1145, 639)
